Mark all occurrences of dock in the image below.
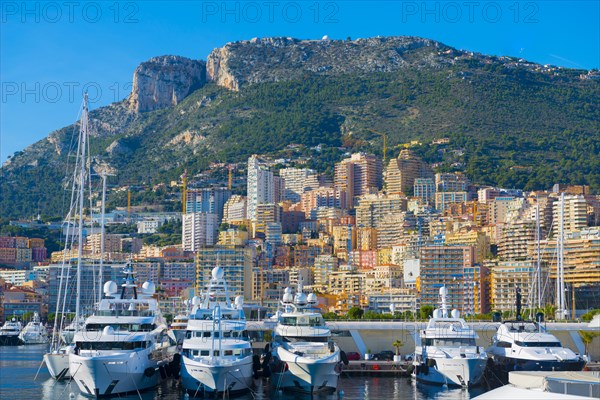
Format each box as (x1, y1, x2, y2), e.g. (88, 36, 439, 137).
(341, 360, 413, 376)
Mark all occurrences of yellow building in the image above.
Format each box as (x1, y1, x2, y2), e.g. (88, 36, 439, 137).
(445, 229, 491, 263)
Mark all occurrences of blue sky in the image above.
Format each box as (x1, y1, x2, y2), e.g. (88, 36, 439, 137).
(1, 1, 599, 162)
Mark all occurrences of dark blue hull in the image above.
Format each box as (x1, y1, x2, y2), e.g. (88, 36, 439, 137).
(488, 355, 586, 383)
(0, 335, 23, 346)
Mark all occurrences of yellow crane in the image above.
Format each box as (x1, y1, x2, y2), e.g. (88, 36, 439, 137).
(181, 169, 187, 214)
(368, 128, 388, 164)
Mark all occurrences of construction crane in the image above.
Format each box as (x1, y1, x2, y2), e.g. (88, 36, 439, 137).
(227, 164, 236, 191)
(368, 128, 388, 164)
(181, 169, 187, 214)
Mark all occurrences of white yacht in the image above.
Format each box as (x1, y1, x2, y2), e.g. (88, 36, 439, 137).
(412, 286, 487, 387)
(180, 267, 254, 397)
(69, 265, 176, 397)
(486, 288, 586, 382)
(171, 312, 189, 344)
(0, 318, 23, 346)
(269, 284, 341, 394)
(19, 312, 49, 345)
(60, 317, 86, 345)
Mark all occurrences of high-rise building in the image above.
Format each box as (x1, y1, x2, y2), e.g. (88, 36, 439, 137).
(47, 262, 126, 316)
(186, 187, 232, 222)
(247, 155, 275, 221)
(253, 203, 282, 237)
(419, 245, 476, 313)
(335, 153, 382, 200)
(445, 229, 491, 263)
(490, 260, 537, 313)
(498, 219, 535, 261)
(551, 194, 588, 237)
(300, 187, 347, 217)
(435, 173, 470, 192)
(385, 149, 432, 195)
(182, 212, 219, 250)
(223, 195, 247, 223)
(414, 178, 436, 204)
(435, 192, 468, 213)
(313, 255, 339, 289)
(280, 168, 316, 203)
(355, 194, 408, 228)
(195, 246, 253, 299)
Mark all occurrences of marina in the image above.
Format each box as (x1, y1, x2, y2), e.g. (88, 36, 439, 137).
(1, 344, 493, 399)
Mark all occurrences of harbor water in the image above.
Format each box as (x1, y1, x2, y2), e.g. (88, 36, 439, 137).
(0, 345, 488, 399)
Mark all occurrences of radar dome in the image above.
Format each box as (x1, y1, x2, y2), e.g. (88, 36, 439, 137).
(295, 292, 307, 306)
(439, 286, 447, 297)
(142, 281, 156, 295)
(191, 296, 201, 306)
(235, 296, 244, 308)
(212, 267, 224, 280)
(103, 281, 118, 296)
(283, 293, 293, 303)
(433, 309, 442, 319)
(284, 287, 292, 294)
(451, 309, 460, 319)
(307, 293, 317, 304)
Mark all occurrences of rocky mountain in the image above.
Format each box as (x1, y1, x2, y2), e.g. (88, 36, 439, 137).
(128, 55, 206, 112)
(2, 36, 599, 219)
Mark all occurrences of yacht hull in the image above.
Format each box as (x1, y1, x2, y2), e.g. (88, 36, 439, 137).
(272, 348, 340, 393)
(413, 357, 487, 387)
(70, 351, 163, 397)
(488, 354, 586, 383)
(45, 351, 71, 380)
(0, 335, 22, 346)
(19, 334, 48, 345)
(181, 356, 253, 395)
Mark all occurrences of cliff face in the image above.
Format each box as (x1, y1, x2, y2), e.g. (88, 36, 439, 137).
(128, 55, 206, 112)
(129, 37, 449, 108)
(205, 36, 449, 91)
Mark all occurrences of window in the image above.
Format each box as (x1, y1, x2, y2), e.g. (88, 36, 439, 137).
(213, 350, 219, 356)
(224, 350, 233, 356)
(200, 350, 209, 356)
(282, 317, 297, 326)
(515, 341, 561, 347)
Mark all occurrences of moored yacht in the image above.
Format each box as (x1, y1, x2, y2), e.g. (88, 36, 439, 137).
(180, 267, 254, 397)
(270, 284, 341, 394)
(0, 318, 23, 346)
(412, 286, 487, 387)
(171, 312, 189, 344)
(486, 288, 586, 382)
(19, 312, 49, 345)
(69, 265, 176, 397)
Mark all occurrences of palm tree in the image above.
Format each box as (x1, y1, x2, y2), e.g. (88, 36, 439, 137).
(578, 330, 599, 357)
(392, 340, 404, 357)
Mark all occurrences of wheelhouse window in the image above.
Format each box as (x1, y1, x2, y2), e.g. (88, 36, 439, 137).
(283, 336, 328, 343)
(77, 341, 147, 350)
(424, 338, 476, 346)
(282, 317, 297, 326)
(515, 340, 561, 347)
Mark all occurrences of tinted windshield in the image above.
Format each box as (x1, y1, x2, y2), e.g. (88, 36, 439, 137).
(515, 340, 561, 347)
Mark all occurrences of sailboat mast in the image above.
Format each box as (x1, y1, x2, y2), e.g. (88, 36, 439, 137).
(556, 193, 566, 319)
(536, 202, 542, 309)
(98, 171, 107, 303)
(75, 93, 89, 324)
